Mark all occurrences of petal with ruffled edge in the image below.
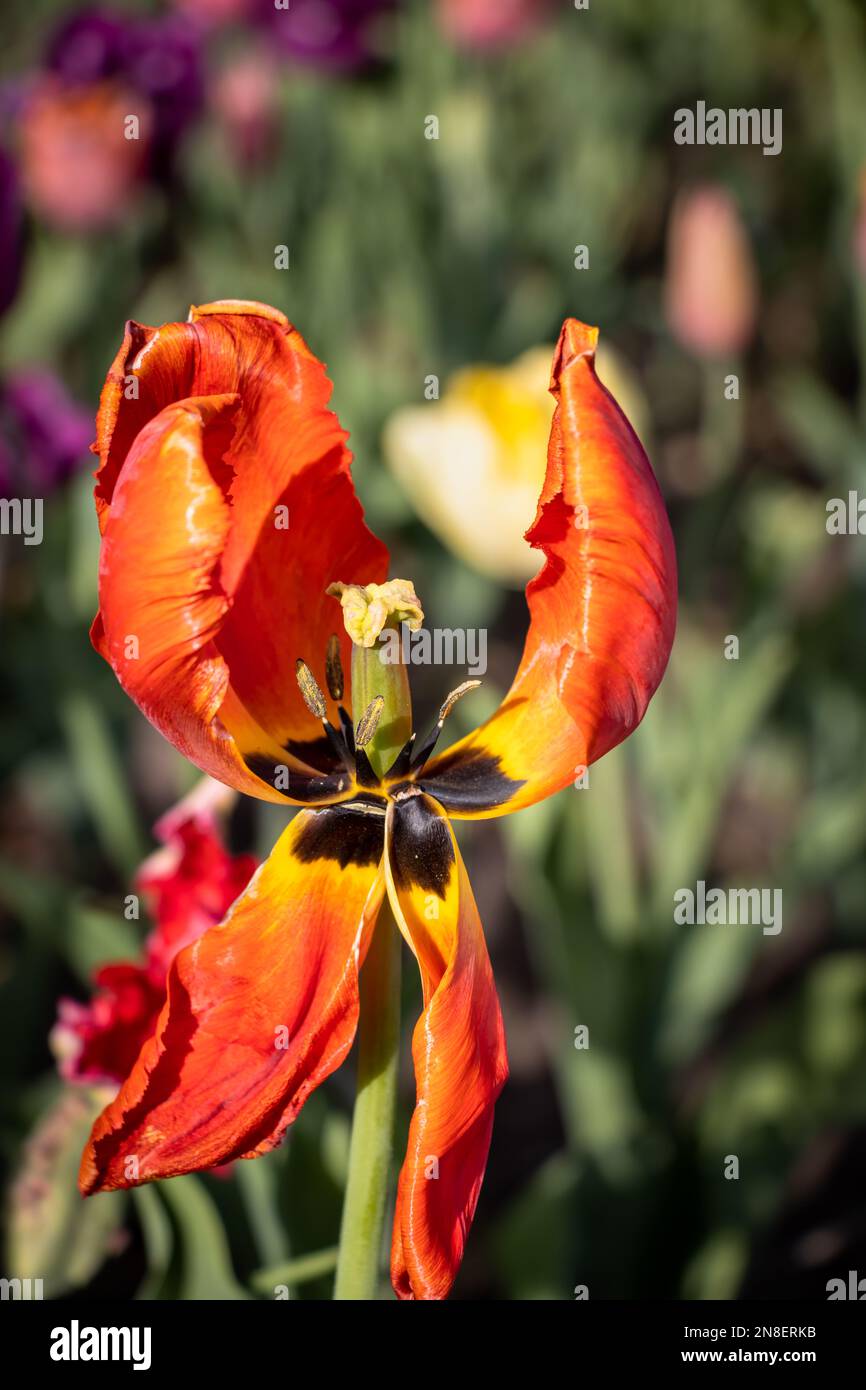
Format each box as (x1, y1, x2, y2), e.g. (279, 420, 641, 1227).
(385, 791, 507, 1300)
(53, 803, 257, 1090)
(79, 805, 386, 1194)
(419, 319, 677, 818)
(92, 300, 389, 797)
(136, 803, 258, 971)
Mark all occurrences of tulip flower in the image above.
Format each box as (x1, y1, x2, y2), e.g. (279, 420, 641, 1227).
(264, 0, 398, 72)
(19, 7, 204, 226)
(18, 78, 152, 233)
(79, 300, 676, 1300)
(436, 0, 552, 52)
(1, 369, 93, 494)
(384, 341, 650, 585)
(664, 185, 757, 359)
(7, 792, 252, 1294)
(54, 789, 256, 1089)
(0, 146, 24, 318)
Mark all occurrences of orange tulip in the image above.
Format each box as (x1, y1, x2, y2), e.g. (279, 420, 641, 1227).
(79, 300, 677, 1299)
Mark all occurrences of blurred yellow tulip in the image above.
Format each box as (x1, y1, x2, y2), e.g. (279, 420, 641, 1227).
(383, 340, 649, 586)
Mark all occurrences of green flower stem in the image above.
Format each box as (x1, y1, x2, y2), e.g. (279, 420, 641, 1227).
(333, 895, 402, 1300)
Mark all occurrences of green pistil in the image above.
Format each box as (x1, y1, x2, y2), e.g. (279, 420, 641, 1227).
(351, 624, 412, 779)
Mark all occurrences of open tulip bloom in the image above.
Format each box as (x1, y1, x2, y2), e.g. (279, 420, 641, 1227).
(80, 299, 676, 1300)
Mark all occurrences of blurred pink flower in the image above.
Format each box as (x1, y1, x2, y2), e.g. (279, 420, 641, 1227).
(19, 77, 152, 232)
(172, 0, 254, 26)
(435, 0, 551, 51)
(664, 185, 758, 358)
(854, 169, 866, 276)
(211, 47, 279, 166)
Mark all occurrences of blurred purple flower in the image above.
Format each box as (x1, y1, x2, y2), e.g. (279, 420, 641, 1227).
(0, 437, 15, 498)
(1, 370, 92, 494)
(44, 8, 128, 82)
(0, 146, 24, 317)
(264, 0, 397, 72)
(121, 18, 204, 161)
(44, 8, 204, 174)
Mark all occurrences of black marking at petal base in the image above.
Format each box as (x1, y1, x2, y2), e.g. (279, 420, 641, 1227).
(389, 794, 455, 899)
(419, 747, 526, 813)
(245, 753, 350, 804)
(338, 705, 355, 756)
(282, 734, 341, 774)
(354, 748, 380, 789)
(294, 806, 384, 869)
(384, 732, 415, 781)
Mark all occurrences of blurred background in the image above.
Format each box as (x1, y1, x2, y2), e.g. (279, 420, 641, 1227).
(2, 0, 866, 1301)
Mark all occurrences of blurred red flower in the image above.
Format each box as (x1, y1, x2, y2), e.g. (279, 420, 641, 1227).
(52, 795, 256, 1089)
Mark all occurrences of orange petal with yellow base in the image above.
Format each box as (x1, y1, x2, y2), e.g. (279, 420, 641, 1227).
(385, 792, 507, 1299)
(79, 805, 385, 1194)
(420, 319, 677, 818)
(92, 300, 388, 775)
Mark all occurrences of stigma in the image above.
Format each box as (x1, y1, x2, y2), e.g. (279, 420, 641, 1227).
(326, 578, 424, 648)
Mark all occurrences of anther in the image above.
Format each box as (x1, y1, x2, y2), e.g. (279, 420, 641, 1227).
(354, 695, 385, 749)
(295, 659, 327, 719)
(410, 679, 482, 773)
(325, 635, 344, 703)
(437, 679, 482, 725)
(297, 657, 354, 772)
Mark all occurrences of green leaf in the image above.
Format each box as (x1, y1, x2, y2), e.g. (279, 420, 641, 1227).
(132, 1186, 174, 1301)
(158, 1175, 251, 1300)
(250, 1248, 339, 1297)
(60, 693, 148, 878)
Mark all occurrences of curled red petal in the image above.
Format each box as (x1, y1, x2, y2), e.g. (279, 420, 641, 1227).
(421, 319, 677, 817)
(92, 301, 388, 775)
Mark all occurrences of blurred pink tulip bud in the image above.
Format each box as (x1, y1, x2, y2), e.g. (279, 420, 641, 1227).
(854, 169, 866, 276)
(172, 0, 253, 26)
(211, 48, 278, 166)
(665, 185, 757, 358)
(436, 0, 551, 51)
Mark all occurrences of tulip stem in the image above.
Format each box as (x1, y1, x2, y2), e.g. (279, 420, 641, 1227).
(333, 897, 401, 1300)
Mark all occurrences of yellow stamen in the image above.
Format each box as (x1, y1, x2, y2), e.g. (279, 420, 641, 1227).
(437, 679, 481, 726)
(295, 659, 326, 719)
(355, 695, 385, 748)
(325, 634, 344, 702)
